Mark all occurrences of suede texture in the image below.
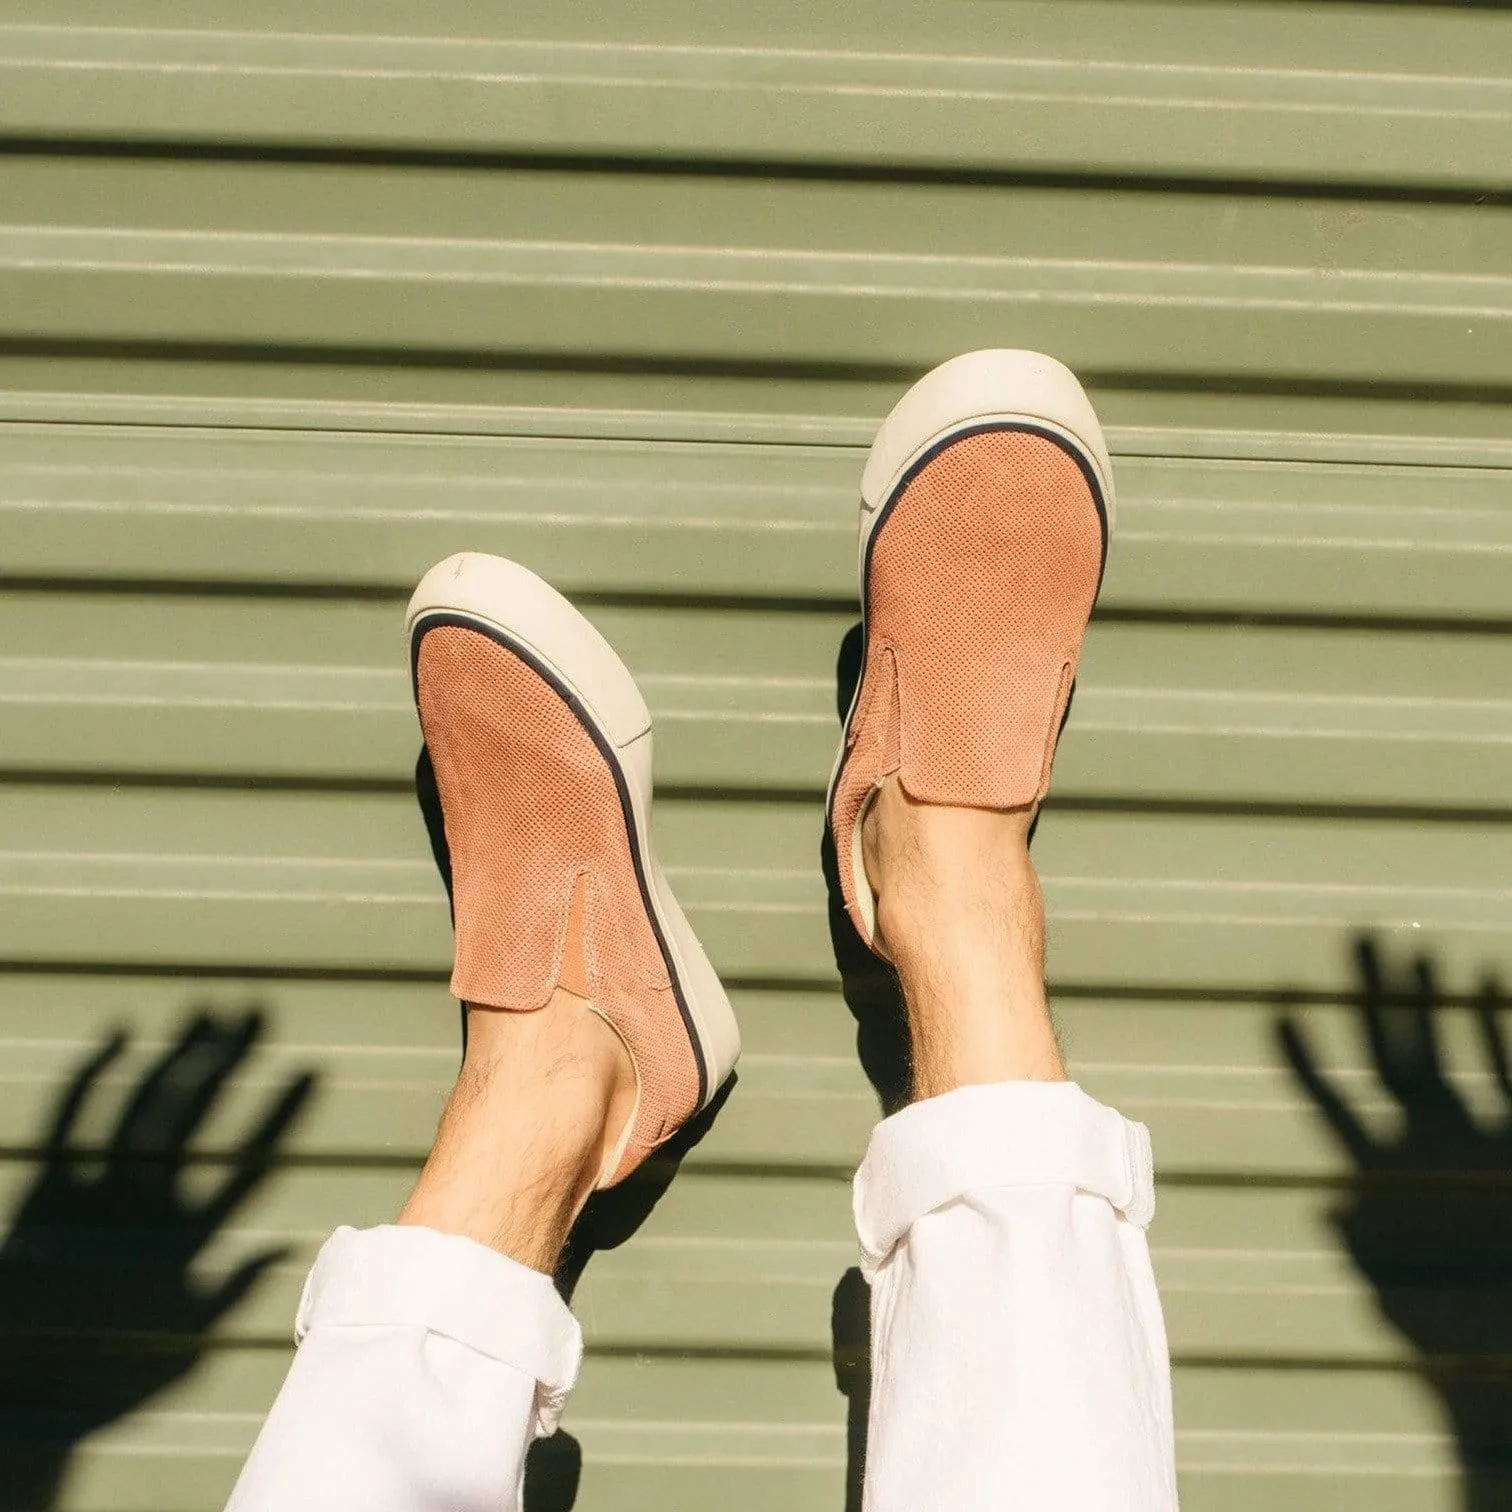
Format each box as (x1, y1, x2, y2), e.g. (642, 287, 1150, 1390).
(415, 625, 699, 1184)
(832, 430, 1105, 949)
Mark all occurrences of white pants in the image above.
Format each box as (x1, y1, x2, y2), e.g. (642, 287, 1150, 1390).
(227, 1082, 1178, 1511)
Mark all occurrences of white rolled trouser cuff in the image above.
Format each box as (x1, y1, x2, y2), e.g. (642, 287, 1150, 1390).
(854, 1081, 1178, 1512)
(295, 1226, 581, 1436)
(854, 1080, 1156, 1275)
(226, 1225, 582, 1512)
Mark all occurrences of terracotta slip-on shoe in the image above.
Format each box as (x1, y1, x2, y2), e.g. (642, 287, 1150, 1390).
(407, 552, 742, 1187)
(827, 349, 1116, 955)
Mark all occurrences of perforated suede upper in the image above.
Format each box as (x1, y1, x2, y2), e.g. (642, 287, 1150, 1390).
(832, 430, 1105, 948)
(416, 625, 699, 1183)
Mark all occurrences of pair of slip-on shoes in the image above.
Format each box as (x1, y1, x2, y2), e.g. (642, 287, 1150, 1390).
(408, 350, 1114, 1188)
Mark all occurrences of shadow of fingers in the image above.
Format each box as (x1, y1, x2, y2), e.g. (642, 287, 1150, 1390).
(0, 1011, 319, 1510)
(1279, 935, 1512, 1512)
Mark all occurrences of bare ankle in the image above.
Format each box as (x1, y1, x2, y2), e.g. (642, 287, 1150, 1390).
(398, 991, 636, 1272)
(861, 779, 1066, 1098)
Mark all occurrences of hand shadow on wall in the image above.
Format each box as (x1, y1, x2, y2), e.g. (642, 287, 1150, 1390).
(822, 623, 911, 1512)
(0, 1011, 316, 1511)
(416, 746, 736, 1512)
(1279, 937, 1512, 1510)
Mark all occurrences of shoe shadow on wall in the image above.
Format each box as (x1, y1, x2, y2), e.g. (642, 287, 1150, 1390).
(520, 1084, 735, 1512)
(416, 746, 735, 1512)
(823, 623, 909, 1512)
(0, 1011, 317, 1511)
(1280, 937, 1512, 1511)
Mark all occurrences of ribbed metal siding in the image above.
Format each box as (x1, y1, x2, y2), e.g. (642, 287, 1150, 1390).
(1, 3, 1509, 1509)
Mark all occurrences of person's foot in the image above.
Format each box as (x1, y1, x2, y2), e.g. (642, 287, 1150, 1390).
(398, 554, 741, 1263)
(828, 351, 1115, 1094)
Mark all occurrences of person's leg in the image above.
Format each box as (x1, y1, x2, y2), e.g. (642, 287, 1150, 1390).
(856, 786, 1176, 1510)
(226, 992, 630, 1512)
(228, 553, 741, 1512)
(828, 352, 1178, 1509)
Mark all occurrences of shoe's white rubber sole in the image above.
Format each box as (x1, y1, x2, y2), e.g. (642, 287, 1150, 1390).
(407, 552, 742, 1118)
(830, 349, 1116, 946)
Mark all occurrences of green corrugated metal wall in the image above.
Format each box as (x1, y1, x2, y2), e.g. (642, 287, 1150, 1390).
(1, 2, 1509, 1508)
